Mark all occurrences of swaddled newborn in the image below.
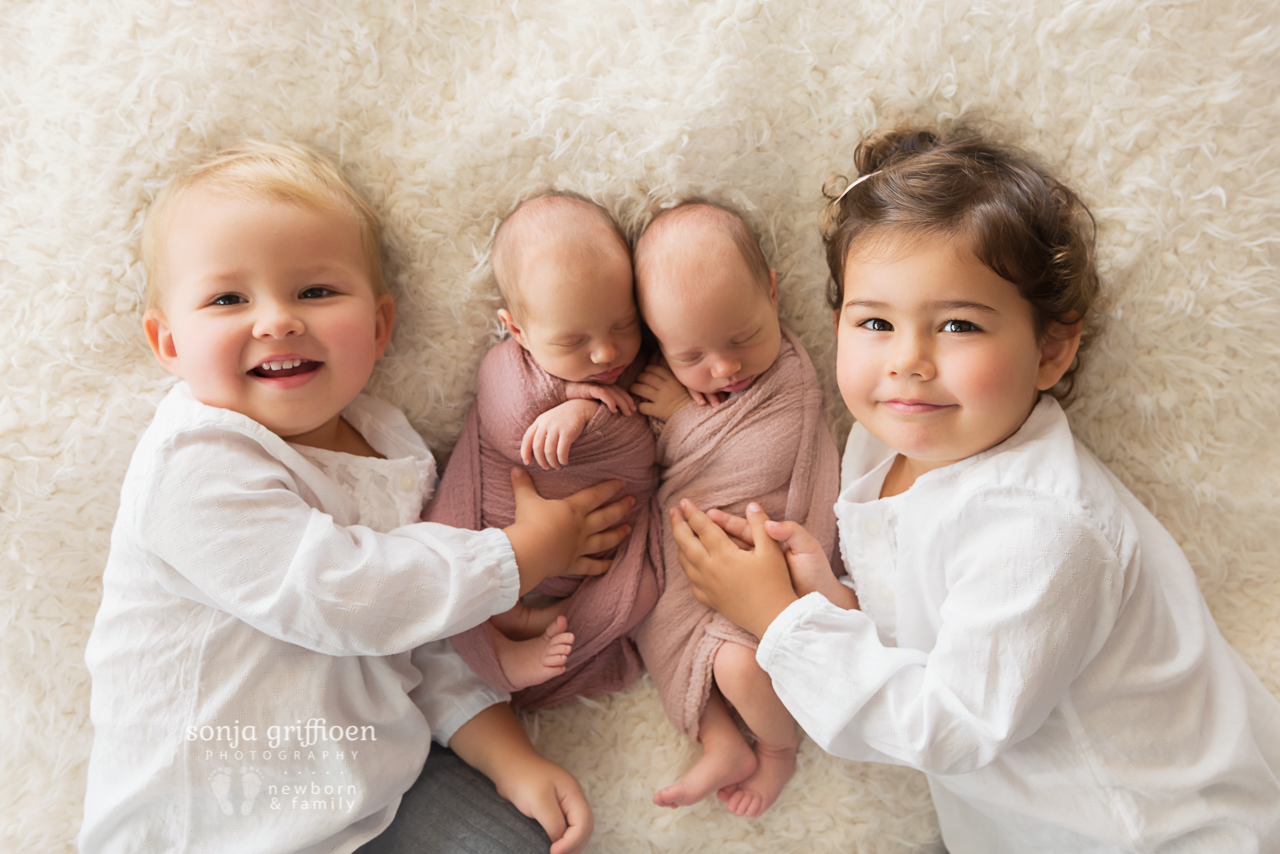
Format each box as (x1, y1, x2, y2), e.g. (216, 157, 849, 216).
(425, 194, 662, 709)
(628, 202, 842, 817)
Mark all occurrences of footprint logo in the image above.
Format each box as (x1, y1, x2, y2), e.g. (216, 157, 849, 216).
(240, 766, 263, 815)
(209, 767, 235, 816)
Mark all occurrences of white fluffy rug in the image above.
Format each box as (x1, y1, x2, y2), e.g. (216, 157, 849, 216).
(3, 1, 1278, 851)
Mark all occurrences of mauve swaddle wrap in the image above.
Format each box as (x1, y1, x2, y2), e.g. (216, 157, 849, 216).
(425, 337, 662, 709)
(635, 326, 840, 739)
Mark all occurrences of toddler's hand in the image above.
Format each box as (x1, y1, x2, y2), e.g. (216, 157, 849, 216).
(565, 381, 637, 416)
(448, 704, 593, 854)
(707, 509, 858, 611)
(521, 400, 599, 470)
(494, 753, 594, 854)
(630, 364, 693, 422)
(504, 469, 633, 594)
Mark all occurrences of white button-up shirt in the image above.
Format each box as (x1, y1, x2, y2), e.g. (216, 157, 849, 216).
(80, 383, 519, 854)
(758, 397, 1280, 853)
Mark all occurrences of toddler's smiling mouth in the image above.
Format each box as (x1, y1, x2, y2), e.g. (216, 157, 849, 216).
(250, 358, 321, 379)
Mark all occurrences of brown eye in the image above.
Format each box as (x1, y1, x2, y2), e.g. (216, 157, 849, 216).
(858, 318, 892, 332)
(942, 319, 980, 333)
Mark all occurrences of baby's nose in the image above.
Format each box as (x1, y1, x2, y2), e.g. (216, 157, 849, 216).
(711, 357, 740, 378)
(591, 340, 620, 363)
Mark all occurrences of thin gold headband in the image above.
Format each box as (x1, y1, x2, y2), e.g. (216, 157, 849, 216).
(832, 169, 882, 205)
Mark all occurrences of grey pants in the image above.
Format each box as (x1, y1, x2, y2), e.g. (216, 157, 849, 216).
(356, 746, 553, 854)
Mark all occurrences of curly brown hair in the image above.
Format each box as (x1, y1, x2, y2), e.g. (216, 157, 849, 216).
(822, 127, 1103, 402)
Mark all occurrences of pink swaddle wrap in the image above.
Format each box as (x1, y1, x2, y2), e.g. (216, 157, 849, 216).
(634, 326, 841, 738)
(424, 337, 662, 709)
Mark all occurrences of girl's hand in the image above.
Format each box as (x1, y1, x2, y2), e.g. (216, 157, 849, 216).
(564, 381, 637, 416)
(504, 469, 633, 594)
(521, 400, 599, 470)
(630, 363, 693, 422)
(706, 509, 859, 611)
(671, 499, 798, 639)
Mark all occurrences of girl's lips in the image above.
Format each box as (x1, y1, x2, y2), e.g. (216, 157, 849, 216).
(590, 365, 625, 383)
(882, 399, 953, 414)
(721, 376, 755, 393)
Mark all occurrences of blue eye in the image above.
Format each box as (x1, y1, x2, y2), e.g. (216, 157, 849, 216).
(858, 318, 892, 332)
(300, 287, 334, 299)
(210, 294, 244, 306)
(942, 319, 980, 333)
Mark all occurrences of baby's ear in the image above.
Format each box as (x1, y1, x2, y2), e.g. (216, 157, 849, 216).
(768, 269, 778, 307)
(497, 308, 527, 346)
(143, 309, 183, 377)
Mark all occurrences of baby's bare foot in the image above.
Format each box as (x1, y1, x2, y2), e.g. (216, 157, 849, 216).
(490, 598, 568, 640)
(717, 740, 797, 817)
(492, 616, 574, 690)
(653, 735, 757, 809)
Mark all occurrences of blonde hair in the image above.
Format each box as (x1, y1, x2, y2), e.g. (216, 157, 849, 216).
(141, 140, 385, 311)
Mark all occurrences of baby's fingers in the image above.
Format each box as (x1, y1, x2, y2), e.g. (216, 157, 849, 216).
(555, 430, 575, 468)
(534, 429, 557, 471)
(520, 424, 538, 466)
(592, 389, 619, 413)
(611, 388, 637, 416)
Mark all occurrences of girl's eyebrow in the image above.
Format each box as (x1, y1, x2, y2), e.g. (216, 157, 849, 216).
(843, 298, 998, 313)
(931, 300, 999, 313)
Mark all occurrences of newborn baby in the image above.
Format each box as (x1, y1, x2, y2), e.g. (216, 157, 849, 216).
(629, 202, 842, 817)
(427, 194, 662, 708)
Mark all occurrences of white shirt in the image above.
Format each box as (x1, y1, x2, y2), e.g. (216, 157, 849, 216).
(80, 383, 519, 854)
(757, 397, 1280, 853)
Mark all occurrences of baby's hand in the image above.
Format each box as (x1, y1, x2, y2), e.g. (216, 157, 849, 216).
(706, 508, 859, 611)
(630, 364, 694, 422)
(688, 388, 728, 407)
(521, 399, 600, 470)
(565, 381, 637, 416)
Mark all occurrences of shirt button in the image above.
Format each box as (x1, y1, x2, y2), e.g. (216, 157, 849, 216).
(400, 473, 415, 491)
(879, 586, 895, 602)
(864, 518, 881, 536)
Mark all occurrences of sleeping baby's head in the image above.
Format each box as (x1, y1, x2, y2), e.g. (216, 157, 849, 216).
(494, 194, 641, 386)
(634, 202, 781, 396)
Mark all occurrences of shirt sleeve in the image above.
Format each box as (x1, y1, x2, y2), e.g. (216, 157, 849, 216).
(136, 425, 521, 657)
(756, 492, 1125, 775)
(409, 639, 510, 745)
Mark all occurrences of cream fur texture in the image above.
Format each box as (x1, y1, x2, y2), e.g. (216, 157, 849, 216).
(3, 1, 1278, 851)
